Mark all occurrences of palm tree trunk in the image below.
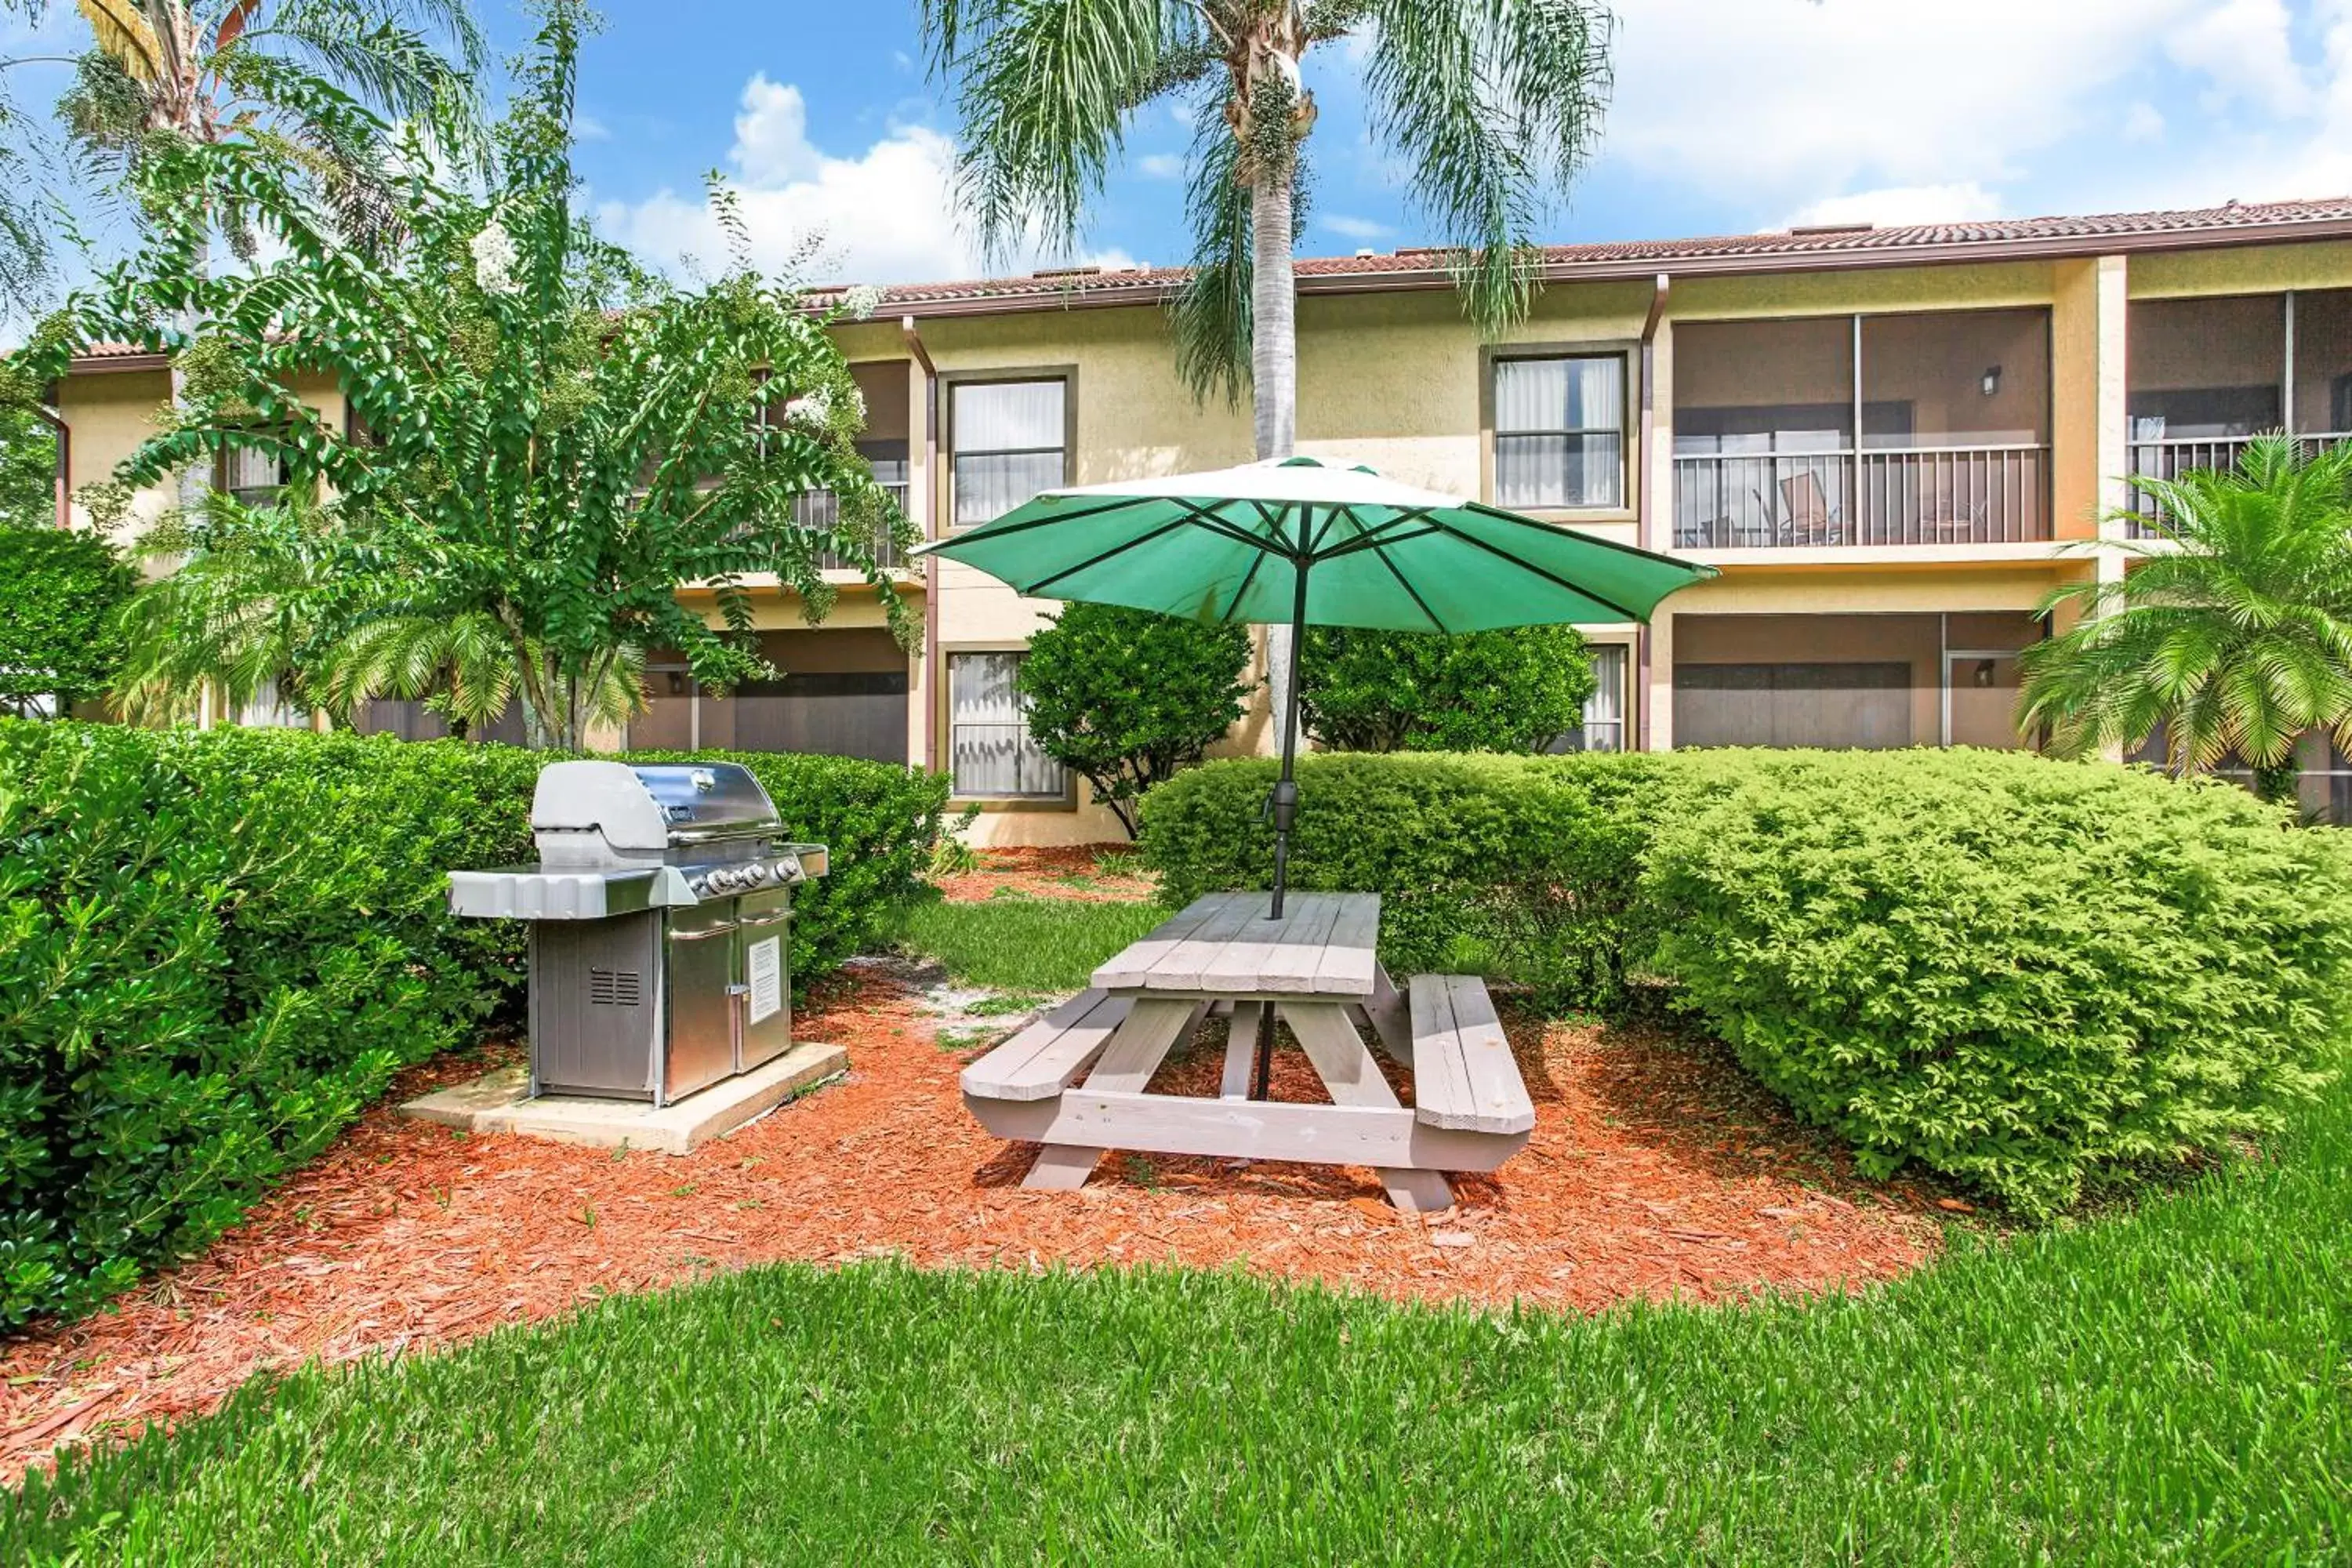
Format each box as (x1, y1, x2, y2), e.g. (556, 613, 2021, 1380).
(1252, 166, 1301, 744)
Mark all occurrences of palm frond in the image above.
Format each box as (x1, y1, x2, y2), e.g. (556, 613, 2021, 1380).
(75, 0, 165, 84)
(1168, 100, 1251, 408)
(1360, 0, 1611, 336)
(930, 0, 1196, 260)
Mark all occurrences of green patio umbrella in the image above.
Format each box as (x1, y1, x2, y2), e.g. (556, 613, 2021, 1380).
(914, 456, 1715, 919)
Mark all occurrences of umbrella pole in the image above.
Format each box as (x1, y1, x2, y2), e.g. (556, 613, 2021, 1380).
(1252, 562, 1309, 1102)
(1267, 562, 1308, 922)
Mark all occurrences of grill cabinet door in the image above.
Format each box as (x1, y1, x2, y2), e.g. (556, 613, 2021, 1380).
(734, 887, 793, 1071)
(530, 913, 662, 1099)
(663, 903, 740, 1102)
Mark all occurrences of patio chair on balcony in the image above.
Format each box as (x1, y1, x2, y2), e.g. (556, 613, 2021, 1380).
(1778, 470, 1841, 546)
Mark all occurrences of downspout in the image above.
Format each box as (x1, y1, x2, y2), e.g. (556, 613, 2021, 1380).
(902, 315, 942, 774)
(1635, 272, 1669, 751)
(34, 391, 67, 528)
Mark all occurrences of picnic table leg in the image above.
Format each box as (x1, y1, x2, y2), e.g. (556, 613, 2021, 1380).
(1023, 998, 1205, 1191)
(1363, 963, 1412, 1067)
(1279, 1002, 1455, 1214)
(1220, 1003, 1262, 1101)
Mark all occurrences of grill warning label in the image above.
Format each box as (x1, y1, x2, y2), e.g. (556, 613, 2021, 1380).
(747, 936, 782, 1025)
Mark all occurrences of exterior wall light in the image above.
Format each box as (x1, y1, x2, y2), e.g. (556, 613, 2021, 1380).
(1981, 365, 2002, 397)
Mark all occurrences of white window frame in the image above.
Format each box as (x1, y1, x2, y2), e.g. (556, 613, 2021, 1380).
(948, 375, 1070, 528)
(1491, 352, 1629, 512)
(946, 649, 1069, 802)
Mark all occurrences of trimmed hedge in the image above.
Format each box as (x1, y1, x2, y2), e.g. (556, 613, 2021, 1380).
(0, 723, 946, 1323)
(1140, 749, 2352, 1214)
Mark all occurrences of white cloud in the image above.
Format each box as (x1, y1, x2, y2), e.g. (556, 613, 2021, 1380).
(1605, 0, 2208, 201)
(598, 76, 982, 285)
(1137, 152, 1185, 180)
(573, 112, 611, 143)
(1319, 212, 1394, 241)
(598, 74, 1149, 286)
(1782, 183, 2005, 230)
(2164, 0, 2312, 111)
(2122, 102, 2168, 143)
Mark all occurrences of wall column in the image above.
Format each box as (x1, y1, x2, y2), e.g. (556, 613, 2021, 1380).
(1643, 607, 1675, 751)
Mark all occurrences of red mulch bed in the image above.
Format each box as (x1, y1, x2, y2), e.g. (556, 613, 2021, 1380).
(0, 965, 1944, 1482)
(932, 844, 1156, 903)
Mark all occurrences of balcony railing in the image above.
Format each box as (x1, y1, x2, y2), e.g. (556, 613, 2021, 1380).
(787, 481, 910, 571)
(2124, 433, 2350, 536)
(1671, 445, 2049, 550)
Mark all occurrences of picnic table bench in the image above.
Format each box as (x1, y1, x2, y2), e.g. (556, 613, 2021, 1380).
(960, 891, 1534, 1211)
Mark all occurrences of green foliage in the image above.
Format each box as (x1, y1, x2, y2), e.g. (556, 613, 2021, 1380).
(0, 721, 536, 1326)
(1142, 748, 2352, 1214)
(893, 895, 1167, 991)
(10, 1071, 2350, 1562)
(0, 528, 134, 715)
(1016, 603, 1254, 837)
(920, 0, 1612, 401)
(45, 8, 909, 750)
(1298, 623, 1594, 753)
(0, 721, 948, 1323)
(0, 363, 57, 528)
(2021, 432, 2352, 797)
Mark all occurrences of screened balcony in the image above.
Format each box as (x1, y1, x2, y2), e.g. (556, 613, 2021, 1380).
(1671, 310, 2051, 549)
(2125, 289, 2352, 535)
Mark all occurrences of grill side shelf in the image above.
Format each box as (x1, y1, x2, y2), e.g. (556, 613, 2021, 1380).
(447, 866, 693, 920)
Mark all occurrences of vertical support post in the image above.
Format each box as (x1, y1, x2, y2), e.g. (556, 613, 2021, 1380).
(1265, 551, 1309, 921)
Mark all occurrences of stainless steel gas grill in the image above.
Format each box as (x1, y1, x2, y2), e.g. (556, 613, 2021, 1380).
(448, 761, 829, 1105)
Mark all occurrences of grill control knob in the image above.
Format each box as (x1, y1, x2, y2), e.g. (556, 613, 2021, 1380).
(705, 868, 740, 894)
(743, 862, 776, 887)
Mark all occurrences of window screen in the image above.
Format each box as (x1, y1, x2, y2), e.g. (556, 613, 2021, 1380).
(949, 652, 1066, 798)
(1494, 355, 1624, 509)
(953, 379, 1066, 525)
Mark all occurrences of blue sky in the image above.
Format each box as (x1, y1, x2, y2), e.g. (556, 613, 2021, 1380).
(14, 0, 2352, 291)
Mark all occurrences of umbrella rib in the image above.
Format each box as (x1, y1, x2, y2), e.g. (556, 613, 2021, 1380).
(1219, 548, 1269, 624)
(1318, 524, 1444, 561)
(913, 495, 1148, 549)
(1415, 514, 1650, 622)
(1020, 514, 1201, 593)
(1365, 533, 1451, 633)
(1461, 500, 1723, 574)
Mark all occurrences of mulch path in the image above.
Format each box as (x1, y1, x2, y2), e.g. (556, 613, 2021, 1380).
(931, 843, 1156, 903)
(0, 964, 1947, 1483)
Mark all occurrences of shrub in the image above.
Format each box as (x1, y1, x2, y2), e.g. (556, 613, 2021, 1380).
(1645, 749, 2352, 1217)
(0, 724, 947, 1323)
(1140, 750, 1689, 1000)
(1298, 624, 1594, 753)
(1015, 604, 1254, 837)
(1142, 748, 2352, 1214)
(0, 527, 136, 717)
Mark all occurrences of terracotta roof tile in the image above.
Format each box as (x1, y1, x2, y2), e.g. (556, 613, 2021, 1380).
(817, 195, 2352, 317)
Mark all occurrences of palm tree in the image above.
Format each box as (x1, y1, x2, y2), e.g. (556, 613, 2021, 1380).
(920, 0, 1611, 717)
(61, 0, 488, 523)
(2019, 433, 2352, 804)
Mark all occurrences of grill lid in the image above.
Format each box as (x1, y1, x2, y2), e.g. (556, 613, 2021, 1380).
(532, 761, 782, 856)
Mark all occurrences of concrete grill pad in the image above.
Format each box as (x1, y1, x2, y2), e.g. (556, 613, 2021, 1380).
(399, 1043, 848, 1155)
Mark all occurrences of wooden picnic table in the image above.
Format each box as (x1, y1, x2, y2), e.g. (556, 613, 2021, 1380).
(960, 891, 1534, 1212)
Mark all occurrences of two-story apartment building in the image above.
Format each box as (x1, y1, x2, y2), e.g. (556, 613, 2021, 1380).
(48, 196, 2352, 839)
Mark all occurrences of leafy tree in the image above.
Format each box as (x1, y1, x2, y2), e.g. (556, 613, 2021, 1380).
(2020, 433, 2352, 804)
(57, 0, 488, 517)
(0, 359, 59, 528)
(44, 5, 909, 749)
(0, 525, 136, 715)
(1017, 601, 1254, 837)
(1299, 623, 1594, 753)
(920, 0, 1613, 724)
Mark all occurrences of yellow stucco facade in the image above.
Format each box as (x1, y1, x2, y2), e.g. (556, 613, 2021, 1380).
(48, 204, 2352, 844)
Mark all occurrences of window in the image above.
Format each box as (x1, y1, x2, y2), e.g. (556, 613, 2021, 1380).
(949, 652, 1066, 799)
(952, 379, 1066, 526)
(1494, 354, 1624, 509)
(1561, 643, 1628, 752)
(216, 441, 289, 508)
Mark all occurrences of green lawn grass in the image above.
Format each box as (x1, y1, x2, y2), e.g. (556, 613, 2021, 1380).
(892, 894, 1168, 991)
(8, 1059, 2347, 1563)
